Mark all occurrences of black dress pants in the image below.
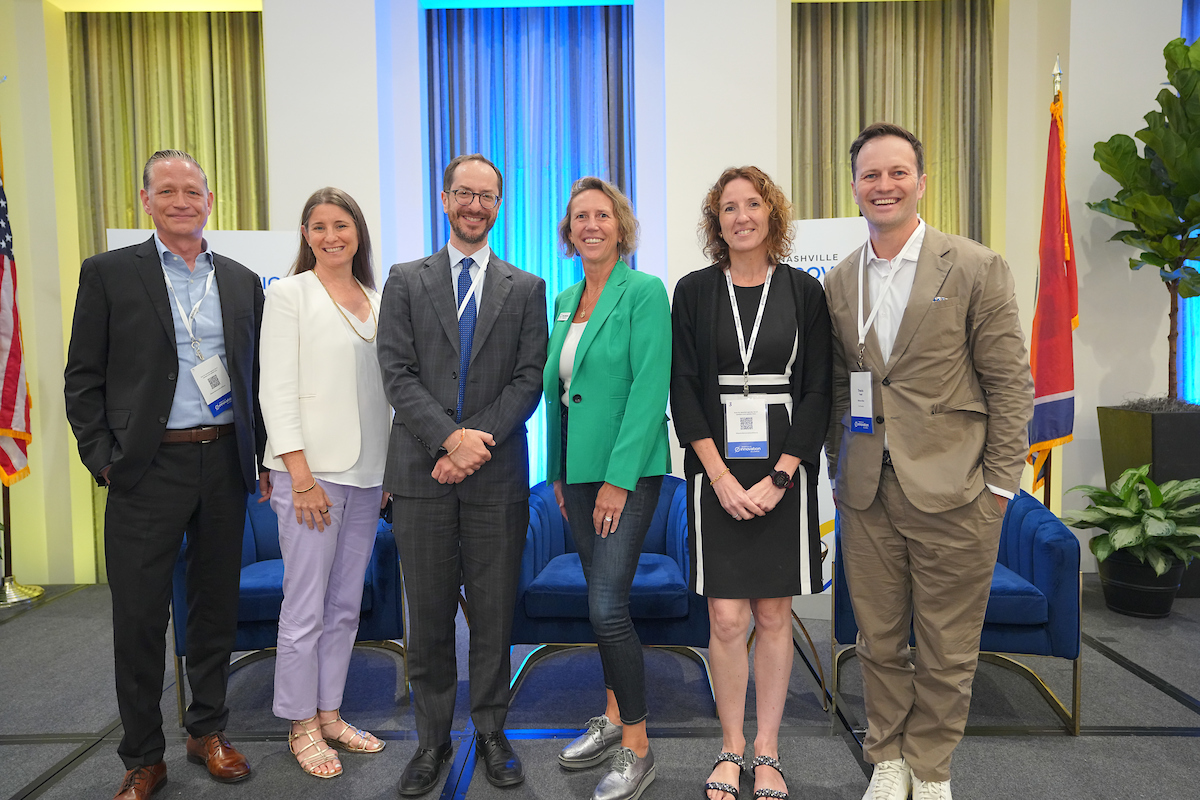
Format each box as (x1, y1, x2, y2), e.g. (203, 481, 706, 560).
(104, 435, 246, 768)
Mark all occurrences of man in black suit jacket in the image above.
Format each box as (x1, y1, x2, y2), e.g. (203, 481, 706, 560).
(377, 154, 547, 796)
(64, 150, 265, 800)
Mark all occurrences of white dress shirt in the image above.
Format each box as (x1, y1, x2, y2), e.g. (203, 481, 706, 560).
(448, 242, 490, 309)
(864, 219, 1012, 500)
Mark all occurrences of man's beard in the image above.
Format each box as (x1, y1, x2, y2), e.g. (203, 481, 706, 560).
(451, 217, 490, 245)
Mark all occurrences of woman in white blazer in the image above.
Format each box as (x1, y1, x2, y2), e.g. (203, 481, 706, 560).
(260, 188, 391, 779)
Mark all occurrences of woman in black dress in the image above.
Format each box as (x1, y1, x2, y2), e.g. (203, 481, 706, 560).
(670, 166, 832, 800)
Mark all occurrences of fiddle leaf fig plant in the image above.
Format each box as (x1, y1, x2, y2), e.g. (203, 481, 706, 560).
(1061, 464, 1200, 576)
(1088, 37, 1200, 400)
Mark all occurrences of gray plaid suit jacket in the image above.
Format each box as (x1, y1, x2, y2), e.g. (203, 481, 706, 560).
(377, 247, 548, 503)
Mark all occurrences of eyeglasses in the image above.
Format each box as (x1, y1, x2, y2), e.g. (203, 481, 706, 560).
(447, 189, 500, 209)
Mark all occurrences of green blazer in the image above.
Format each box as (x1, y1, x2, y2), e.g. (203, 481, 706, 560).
(543, 260, 672, 490)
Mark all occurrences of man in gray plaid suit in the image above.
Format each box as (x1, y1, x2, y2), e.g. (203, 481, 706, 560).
(378, 154, 547, 796)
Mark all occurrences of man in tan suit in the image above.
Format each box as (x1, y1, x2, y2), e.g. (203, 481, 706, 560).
(825, 123, 1033, 800)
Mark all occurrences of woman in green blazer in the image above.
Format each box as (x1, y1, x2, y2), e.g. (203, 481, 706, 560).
(543, 177, 671, 800)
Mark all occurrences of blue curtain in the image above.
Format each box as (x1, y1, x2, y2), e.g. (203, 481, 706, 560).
(425, 6, 636, 483)
(1182, 1, 1199, 402)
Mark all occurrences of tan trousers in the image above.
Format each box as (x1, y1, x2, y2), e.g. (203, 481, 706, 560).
(840, 465, 1004, 782)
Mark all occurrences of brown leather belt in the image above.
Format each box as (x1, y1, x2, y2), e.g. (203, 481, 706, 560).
(162, 424, 235, 444)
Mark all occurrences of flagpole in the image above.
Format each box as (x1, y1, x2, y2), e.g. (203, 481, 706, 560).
(1041, 55, 1062, 512)
(0, 485, 44, 607)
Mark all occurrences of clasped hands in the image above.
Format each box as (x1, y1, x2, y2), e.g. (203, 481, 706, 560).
(431, 428, 495, 484)
(713, 473, 785, 521)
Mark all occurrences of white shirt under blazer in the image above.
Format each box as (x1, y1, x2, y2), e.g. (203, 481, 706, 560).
(260, 270, 389, 481)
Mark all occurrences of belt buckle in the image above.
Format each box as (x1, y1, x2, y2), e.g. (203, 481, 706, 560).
(197, 425, 220, 443)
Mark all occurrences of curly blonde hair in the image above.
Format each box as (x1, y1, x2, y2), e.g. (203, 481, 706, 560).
(698, 166, 794, 267)
(558, 177, 639, 258)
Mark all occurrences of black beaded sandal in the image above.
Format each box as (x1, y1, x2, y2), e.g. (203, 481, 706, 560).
(751, 755, 789, 800)
(704, 751, 746, 799)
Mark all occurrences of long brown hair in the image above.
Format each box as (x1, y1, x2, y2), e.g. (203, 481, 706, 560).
(292, 187, 375, 289)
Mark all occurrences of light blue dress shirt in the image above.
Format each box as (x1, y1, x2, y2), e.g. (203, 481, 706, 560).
(448, 242, 490, 309)
(154, 233, 234, 428)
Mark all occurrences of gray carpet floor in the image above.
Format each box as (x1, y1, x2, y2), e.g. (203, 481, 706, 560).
(1, 578, 1197, 799)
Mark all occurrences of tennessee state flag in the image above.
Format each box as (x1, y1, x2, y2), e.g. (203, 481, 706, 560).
(1027, 90, 1078, 491)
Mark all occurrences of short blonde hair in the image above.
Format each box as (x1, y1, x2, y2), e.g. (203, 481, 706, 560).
(558, 177, 639, 258)
(698, 166, 794, 267)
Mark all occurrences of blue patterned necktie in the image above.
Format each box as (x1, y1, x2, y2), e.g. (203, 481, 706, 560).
(456, 257, 477, 421)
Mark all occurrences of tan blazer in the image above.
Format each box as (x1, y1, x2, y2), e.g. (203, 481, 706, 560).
(259, 270, 382, 473)
(825, 225, 1033, 514)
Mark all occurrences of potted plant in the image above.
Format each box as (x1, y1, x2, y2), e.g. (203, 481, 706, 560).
(1088, 36, 1200, 593)
(1061, 465, 1200, 617)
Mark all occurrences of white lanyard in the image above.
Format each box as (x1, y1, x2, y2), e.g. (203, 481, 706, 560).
(724, 265, 774, 396)
(162, 267, 216, 361)
(456, 260, 486, 319)
(856, 245, 903, 370)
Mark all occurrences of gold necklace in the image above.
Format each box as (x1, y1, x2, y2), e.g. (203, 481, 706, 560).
(314, 271, 377, 343)
(574, 287, 603, 321)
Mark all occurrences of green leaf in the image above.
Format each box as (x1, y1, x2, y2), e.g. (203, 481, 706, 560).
(1094, 135, 1155, 193)
(1143, 516, 1176, 538)
(1125, 193, 1183, 237)
(1160, 478, 1200, 504)
(1158, 235, 1183, 259)
(1066, 484, 1121, 506)
(1165, 38, 1190, 79)
(1163, 541, 1198, 564)
(1144, 474, 1165, 506)
(1112, 465, 1150, 499)
(1090, 535, 1115, 563)
(1110, 521, 1144, 549)
(1145, 547, 1171, 576)
(1173, 524, 1200, 538)
(1139, 251, 1171, 269)
(1167, 503, 1200, 521)
(1180, 268, 1200, 298)
(1088, 198, 1137, 223)
(1110, 230, 1158, 251)
(1139, 107, 1195, 187)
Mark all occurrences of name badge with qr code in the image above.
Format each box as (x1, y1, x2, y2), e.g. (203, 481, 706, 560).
(190, 358, 233, 416)
(724, 398, 769, 459)
(850, 370, 874, 434)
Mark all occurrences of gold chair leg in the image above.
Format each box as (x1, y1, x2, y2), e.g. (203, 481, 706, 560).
(977, 652, 1081, 735)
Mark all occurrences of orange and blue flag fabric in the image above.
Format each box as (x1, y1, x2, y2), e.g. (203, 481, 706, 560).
(1027, 91, 1078, 491)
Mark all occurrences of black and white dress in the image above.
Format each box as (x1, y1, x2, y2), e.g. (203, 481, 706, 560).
(670, 265, 832, 599)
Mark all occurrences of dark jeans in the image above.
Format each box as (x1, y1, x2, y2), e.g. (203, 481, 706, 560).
(561, 474, 663, 725)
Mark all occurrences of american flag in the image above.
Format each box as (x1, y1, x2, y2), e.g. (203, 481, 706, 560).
(0, 171, 32, 485)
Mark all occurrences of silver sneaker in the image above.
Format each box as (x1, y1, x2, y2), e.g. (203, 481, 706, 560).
(560, 715, 624, 770)
(592, 746, 656, 800)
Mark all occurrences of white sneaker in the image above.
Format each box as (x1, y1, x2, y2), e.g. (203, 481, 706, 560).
(862, 759, 911, 800)
(912, 777, 953, 800)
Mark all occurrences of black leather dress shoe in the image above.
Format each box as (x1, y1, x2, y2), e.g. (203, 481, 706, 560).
(475, 730, 524, 787)
(397, 742, 453, 797)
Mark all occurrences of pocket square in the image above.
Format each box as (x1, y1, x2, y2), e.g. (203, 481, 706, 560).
(932, 296, 949, 302)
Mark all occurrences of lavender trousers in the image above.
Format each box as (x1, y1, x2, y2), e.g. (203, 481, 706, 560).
(269, 469, 383, 721)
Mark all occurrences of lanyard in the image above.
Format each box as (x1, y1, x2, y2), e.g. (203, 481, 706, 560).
(162, 267, 216, 361)
(855, 245, 903, 370)
(456, 260, 486, 319)
(724, 265, 774, 396)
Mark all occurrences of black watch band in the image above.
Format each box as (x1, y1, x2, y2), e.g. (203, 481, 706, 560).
(771, 469, 794, 489)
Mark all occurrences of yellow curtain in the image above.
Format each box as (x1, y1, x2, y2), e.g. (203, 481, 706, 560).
(67, 11, 268, 259)
(793, 0, 992, 242)
(65, 11, 267, 579)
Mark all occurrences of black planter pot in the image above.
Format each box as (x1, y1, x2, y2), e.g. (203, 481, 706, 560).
(1097, 406, 1200, 597)
(1096, 548, 1185, 618)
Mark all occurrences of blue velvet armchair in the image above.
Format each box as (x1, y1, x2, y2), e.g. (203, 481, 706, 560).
(510, 476, 713, 699)
(170, 495, 407, 725)
(831, 490, 1082, 734)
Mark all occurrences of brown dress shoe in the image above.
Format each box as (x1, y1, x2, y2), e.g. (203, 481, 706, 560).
(113, 762, 166, 799)
(186, 731, 251, 783)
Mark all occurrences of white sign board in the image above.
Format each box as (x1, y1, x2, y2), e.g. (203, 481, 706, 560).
(783, 216, 868, 285)
(106, 229, 300, 292)
(782, 217, 868, 612)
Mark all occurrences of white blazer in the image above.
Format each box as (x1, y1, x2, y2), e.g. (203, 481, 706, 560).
(259, 270, 382, 473)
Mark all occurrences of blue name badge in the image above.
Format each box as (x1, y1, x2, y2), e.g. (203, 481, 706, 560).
(208, 392, 233, 416)
(850, 371, 874, 434)
(725, 398, 769, 459)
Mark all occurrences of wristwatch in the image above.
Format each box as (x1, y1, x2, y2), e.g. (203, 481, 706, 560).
(770, 469, 794, 489)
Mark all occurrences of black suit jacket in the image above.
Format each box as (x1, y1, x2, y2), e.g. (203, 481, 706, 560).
(64, 236, 266, 494)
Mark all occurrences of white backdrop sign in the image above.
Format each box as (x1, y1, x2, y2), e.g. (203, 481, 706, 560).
(783, 217, 868, 611)
(105, 229, 300, 291)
